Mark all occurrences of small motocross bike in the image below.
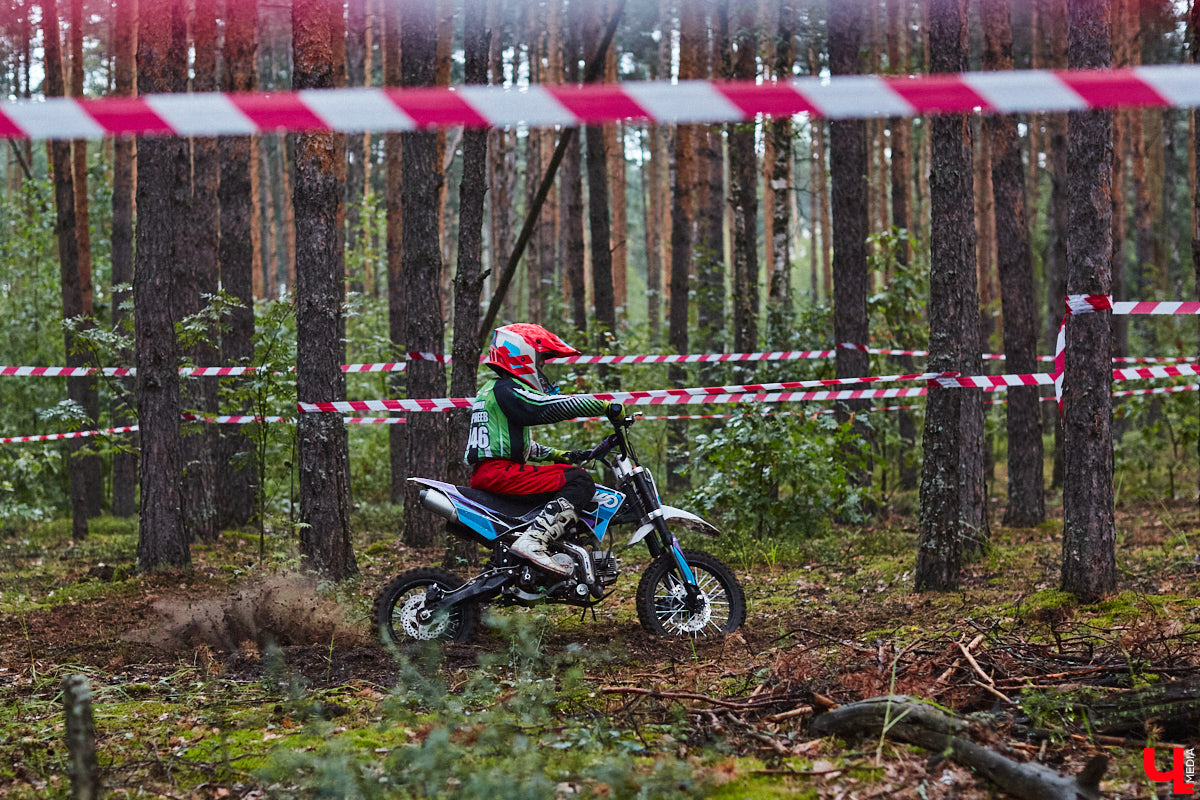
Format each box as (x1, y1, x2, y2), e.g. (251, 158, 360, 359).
(373, 413, 746, 642)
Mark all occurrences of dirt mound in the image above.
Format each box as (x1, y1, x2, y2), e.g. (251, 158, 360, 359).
(123, 573, 366, 653)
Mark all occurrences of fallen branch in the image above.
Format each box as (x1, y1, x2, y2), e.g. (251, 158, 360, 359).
(811, 695, 1104, 800)
(598, 685, 797, 711)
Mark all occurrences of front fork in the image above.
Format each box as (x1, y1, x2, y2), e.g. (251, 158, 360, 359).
(633, 474, 701, 602)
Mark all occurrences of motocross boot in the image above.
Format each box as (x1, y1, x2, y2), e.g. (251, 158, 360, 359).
(510, 498, 576, 577)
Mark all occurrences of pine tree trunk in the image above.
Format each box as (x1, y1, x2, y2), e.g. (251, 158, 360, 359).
(642, 125, 661, 342)
(583, 7, 616, 375)
(917, 0, 978, 591)
(255, 136, 274, 298)
(401, 0, 448, 549)
(605, 17, 627, 319)
(293, 0, 356, 578)
(217, 0, 259, 530)
(383, 0, 406, 506)
(982, 0, 1046, 528)
(767, 0, 794, 348)
(345, 0, 369, 292)
(446, 0, 490, 569)
(134, 0, 190, 570)
(110, 0, 137, 519)
(1192, 0, 1200, 510)
(727, 3, 758, 367)
(44, 0, 90, 542)
(697, 6, 725, 387)
(563, 0, 587, 334)
(828, 0, 871, 491)
(69, 0, 102, 519)
(182, 0, 220, 542)
(1061, 0, 1115, 602)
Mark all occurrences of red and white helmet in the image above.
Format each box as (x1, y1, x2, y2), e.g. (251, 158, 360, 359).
(484, 323, 581, 391)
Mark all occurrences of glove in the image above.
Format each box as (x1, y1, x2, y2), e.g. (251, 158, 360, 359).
(564, 449, 593, 465)
(605, 401, 627, 424)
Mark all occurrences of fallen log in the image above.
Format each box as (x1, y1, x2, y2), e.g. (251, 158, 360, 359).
(1072, 676, 1200, 737)
(810, 695, 1105, 800)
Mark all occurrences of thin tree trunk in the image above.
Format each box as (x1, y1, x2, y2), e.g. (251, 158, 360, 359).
(110, 0, 137, 519)
(401, 0, 448, 549)
(345, 0, 369, 292)
(727, 2, 758, 369)
(605, 16, 627, 319)
(1061, 0, 1115, 602)
(697, 6, 725, 387)
(767, 0, 794, 348)
(563, 0, 587, 334)
(255, 136, 274, 298)
(917, 0, 978, 591)
(67, 0, 102, 519)
(134, 0, 190, 569)
(44, 0, 90, 542)
(446, 0, 490, 568)
(982, 0, 1045, 528)
(383, 0, 406, 506)
(217, 0, 259, 530)
(584, 6, 616, 377)
(293, 0, 356, 578)
(828, 0, 871, 493)
(182, 0, 220, 542)
(810, 41, 832, 304)
(642, 125, 661, 342)
(1191, 0, 1200, 510)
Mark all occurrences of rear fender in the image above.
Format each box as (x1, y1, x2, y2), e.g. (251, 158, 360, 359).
(629, 506, 720, 546)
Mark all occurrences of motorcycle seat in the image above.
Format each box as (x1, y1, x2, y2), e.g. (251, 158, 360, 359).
(457, 487, 545, 523)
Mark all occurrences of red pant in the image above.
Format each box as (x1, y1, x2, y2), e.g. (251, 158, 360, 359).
(470, 459, 594, 507)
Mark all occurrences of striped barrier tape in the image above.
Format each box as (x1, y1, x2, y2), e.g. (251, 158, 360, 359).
(8, 65, 1200, 141)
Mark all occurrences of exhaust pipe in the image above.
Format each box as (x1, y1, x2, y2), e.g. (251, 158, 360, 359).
(419, 489, 459, 523)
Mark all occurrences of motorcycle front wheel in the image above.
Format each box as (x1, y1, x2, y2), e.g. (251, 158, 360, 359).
(372, 567, 480, 644)
(635, 549, 746, 637)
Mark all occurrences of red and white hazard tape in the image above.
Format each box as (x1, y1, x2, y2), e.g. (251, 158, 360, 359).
(7, 65, 1200, 140)
(0, 425, 138, 444)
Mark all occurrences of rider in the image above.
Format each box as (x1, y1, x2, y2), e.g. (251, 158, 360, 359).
(466, 323, 625, 576)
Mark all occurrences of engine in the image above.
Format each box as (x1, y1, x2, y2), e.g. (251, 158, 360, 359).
(591, 549, 620, 585)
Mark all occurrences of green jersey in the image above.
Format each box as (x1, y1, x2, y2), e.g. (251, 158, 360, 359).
(465, 376, 610, 465)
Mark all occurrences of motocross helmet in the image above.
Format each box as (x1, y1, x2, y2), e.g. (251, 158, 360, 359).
(484, 323, 581, 392)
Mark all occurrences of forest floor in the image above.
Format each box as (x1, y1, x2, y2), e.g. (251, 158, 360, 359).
(1, 495, 1198, 799)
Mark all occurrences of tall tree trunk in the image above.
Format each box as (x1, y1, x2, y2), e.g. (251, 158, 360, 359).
(1191, 0, 1200, 510)
(134, 0, 190, 569)
(181, 0, 220, 542)
(69, 0, 102, 519)
(217, 0, 259, 530)
(345, 0, 369, 292)
(982, 0, 1045, 527)
(1110, 0, 1129, 359)
(917, 0, 978, 591)
(605, 14, 627, 319)
(524, 28, 544, 321)
(401, 0, 448, 549)
(767, 0, 794, 347)
(828, 0, 871, 491)
(44, 0, 90, 541)
(541, 0, 564, 322)
(667, 0, 702, 494)
(1039, 0, 1069, 490)
(643, 126, 662, 342)
(584, 7, 616, 375)
(809, 38, 832, 305)
(1061, 0, 1115, 602)
(446, 0, 490, 568)
(255, 136, 274, 298)
(563, 0, 587, 334)
(697, 6, 725, 387)
(727, 2, 759, 368)
(110, 0, 137, 519)
(293, 0, 356, 578)
(383, 0, 406, 506)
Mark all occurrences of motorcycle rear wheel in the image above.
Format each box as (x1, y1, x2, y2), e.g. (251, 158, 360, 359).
(372, 567, 480, 644)
(635, 549, 746, 637)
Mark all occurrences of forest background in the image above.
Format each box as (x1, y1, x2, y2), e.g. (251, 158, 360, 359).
(0, 0, 1196, 594)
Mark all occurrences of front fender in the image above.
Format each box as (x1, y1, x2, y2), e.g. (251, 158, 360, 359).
(629, 505, 720, 546)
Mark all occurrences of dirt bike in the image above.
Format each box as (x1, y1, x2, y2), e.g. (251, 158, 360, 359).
(373, 412, 746, 643)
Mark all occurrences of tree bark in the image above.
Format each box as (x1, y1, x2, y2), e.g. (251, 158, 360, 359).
(446, 0, 491, 568)
(401, 0, 448, 549)
(563, 0, 587, 335)
(68, 0, 102, 520)
(293, 0, 356, 578)
(182, 0, 220, 542)
(110, 0, 138, 519)
(44, 0, 89, 542)
(62, 674, 100, 800)
(383, 0, 406, 506)
(217, 0, 259, 531)
(134, 0, 190, 570)
(1061, 0, 1115, 603)
(727, 1, 758, 369)
(696, 7, 725, 388)
(766, 0, 794, 348)
(982, 0, 1045, 528)
(583, 6, 616, 378)
(1192, 0, 1200, 510)
(917, 0, 978, 591)
(345, 0, 369, 293)
(828, 0, 871, 491)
